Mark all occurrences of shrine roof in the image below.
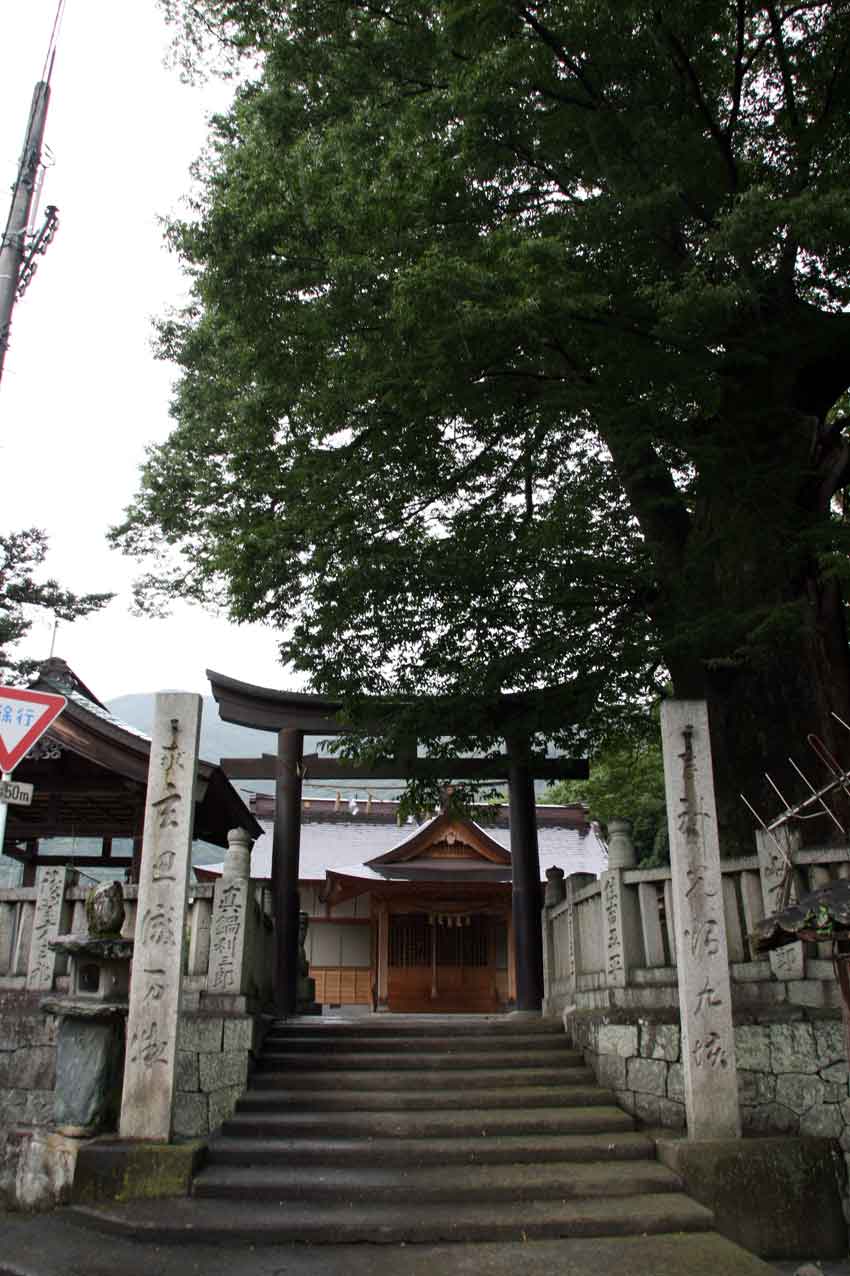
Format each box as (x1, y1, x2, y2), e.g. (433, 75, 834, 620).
(3, 660, 262, 850)
(218, 815, 606, 883)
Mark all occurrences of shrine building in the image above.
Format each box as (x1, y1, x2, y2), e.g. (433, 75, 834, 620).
(202, 793, 604, 1015)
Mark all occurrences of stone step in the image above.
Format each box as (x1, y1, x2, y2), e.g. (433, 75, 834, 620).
(32, 1220, 783, 1275)
(205, 1130, 657, 1168)
(221, 1103, 633, 1141)
(261, 1033, 573, 1053)
(66, 1192, 714, 1245)
(192, 1159, 683, 1205)
(268, 1018, 565, 1036)
(234, 1085, 614, 1113)
(257, 1048, 584, 1071)
(250, 1065, 594, 1090)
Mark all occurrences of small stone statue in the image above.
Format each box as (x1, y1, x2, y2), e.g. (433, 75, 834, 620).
(85, 880, 125, 938)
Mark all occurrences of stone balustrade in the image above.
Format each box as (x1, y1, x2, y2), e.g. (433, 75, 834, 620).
(543, 842, 850, 1018)
(542, 825, 850, 1161)
(0, 869, 274, 1009)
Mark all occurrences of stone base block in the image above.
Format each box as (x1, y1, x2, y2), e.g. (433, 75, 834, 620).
(656, 1135, 847, 1259)
(1, 1126, 83, 1211)
(54, 1015, 124, 1134)
(72, 1137, 207, 1203)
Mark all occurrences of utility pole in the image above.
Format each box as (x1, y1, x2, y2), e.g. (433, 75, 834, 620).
(0, 80, 56, 388)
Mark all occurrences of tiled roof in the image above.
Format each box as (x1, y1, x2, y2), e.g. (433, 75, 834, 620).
(240, 818, 605, 882)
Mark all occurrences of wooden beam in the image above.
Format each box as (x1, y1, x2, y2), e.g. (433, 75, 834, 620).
(1, 852, 133, 868)
(221, 753, 589, 783)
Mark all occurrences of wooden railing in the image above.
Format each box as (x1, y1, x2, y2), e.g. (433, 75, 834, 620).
(542, 836, 849, 1014)
(0, 869, 275, 1007)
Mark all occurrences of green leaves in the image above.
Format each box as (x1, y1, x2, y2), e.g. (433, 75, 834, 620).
(118, 2, 850, 837)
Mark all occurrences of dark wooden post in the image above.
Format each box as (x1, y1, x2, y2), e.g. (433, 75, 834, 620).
(274, 728, 303, 1015)
(507, 736, 543, 1012)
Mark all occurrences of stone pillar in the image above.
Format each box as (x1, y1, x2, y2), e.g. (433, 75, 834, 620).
(755, 826, 805, 981)
(507, 737, 543, 1012)
(541, 869, 564, 1012)
(119, 693, 202, 1142)
(186, 896, 212, 976)
(544, 866, 566, 907)
(274, 729, 303, 1016)
(600, 866, 642, 989)
(565, 872, 596, 991)
(661, 699, 740, 1140)
(208, 828, 254, 998)
(26, 865, 68, 991)
(606, 819, 637, 869)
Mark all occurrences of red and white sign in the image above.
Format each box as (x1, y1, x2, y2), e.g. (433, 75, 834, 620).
(0, 686, 66, 773)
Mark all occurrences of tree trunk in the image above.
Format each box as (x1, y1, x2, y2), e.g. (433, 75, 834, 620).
(653, 347, 850, 853)
(667, 583, 850, 854)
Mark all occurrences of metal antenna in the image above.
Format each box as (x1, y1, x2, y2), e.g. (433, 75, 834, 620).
(740, 713, 850, 901)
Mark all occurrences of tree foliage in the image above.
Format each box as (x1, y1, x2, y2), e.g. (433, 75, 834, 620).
(0, 530, 113, 685)
(543, 735, 668, 866)
(115, 0, 850, 849)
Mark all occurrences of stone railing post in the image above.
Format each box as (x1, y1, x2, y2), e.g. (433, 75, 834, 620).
(208, 827, 255, 998)
(564, 872, 595, 987)
(600, 819, 641, 988)
(755, 826, 804, 982)
(186, 894, 213, 977)
(26, 865, 69, 991)
(541, 867, 565, 1012)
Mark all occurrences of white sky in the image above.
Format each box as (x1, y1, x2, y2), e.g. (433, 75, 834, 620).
(0, 0, 294, 701)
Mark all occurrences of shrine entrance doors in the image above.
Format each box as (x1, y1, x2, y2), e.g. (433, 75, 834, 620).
(385, 910, 510, 1013)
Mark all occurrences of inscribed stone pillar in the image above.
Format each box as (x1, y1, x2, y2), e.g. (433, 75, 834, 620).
(119, 693, 202, 1142)
(661, 700, 740, 1140)
(26, 865, 68, 991)
(208, 828, 254, 997)
(755, 827, 805, 981)
(600, 868, 642, 989)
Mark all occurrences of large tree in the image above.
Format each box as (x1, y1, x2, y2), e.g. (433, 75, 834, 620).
(115, 0, 850, 851)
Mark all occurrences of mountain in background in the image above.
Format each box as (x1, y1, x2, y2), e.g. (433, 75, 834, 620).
(105, 694, 404, 802)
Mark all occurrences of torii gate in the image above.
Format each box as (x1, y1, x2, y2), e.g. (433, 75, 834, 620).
(207, 670, 588, 1015)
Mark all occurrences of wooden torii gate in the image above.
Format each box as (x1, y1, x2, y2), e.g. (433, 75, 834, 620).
(208, 670, 588, 1015)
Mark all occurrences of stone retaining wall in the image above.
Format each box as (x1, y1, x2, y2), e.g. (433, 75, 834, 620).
(173, 1012, 269, 1138)
(0, 992, 58, 1129)
(0, 992, 270, 1207)
(567, 1006, 850, 1180)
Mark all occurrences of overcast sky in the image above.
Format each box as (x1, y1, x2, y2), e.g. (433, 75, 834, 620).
(0, 0, 292, 702)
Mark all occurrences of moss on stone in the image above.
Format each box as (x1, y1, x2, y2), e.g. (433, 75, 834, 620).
(73, 1139, 207, 1203)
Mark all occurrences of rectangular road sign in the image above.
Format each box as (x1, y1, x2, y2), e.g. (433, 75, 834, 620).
(0, 778, 33, 805)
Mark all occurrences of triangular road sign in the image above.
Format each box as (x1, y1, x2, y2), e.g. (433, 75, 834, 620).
(0, 686, 66, 773)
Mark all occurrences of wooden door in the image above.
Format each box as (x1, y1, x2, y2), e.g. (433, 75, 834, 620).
(386, 913, 505, 1013)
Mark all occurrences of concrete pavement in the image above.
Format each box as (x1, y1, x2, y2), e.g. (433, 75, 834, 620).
(0, 1206, 841, 1276)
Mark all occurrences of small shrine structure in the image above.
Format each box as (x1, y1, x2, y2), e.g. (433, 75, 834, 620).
(0, 660, 261, 881)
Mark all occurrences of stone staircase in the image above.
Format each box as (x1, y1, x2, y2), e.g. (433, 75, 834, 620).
(77, 1016, 720, 1246)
